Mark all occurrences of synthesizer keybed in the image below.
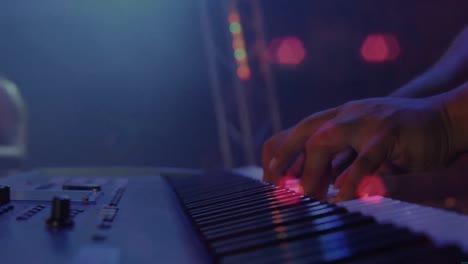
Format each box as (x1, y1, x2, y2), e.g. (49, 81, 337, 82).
(168, 171, 468, 264)
(0, 168, 467, 263)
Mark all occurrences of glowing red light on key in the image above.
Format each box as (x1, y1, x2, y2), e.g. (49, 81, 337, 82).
(274, 226, 286, 232)
(360, 34, 401, 63)
(270, 175, 303, 206)
(274, 224, 288, 239)
(267, 37, 306, 65)
(357, 175, 387, 203)
(279, 175, 304, 195)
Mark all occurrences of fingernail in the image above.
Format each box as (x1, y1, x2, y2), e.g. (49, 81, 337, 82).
(269, 158, 278, 171)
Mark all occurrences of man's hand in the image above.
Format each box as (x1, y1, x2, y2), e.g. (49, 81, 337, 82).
(262, 96, 455, 201)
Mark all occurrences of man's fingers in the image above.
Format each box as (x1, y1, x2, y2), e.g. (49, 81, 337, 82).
(285, 153, 304, 178)
(301, 147, 333, 199)
(301, 123, 348, 199)
(269, 108, 338, 176)
(262, 141, 276, 183)
(337, 137, 389, 201)
(262, 130, 289, 184)
(334, 166, 350, 189)
(331, 148, 356, 184)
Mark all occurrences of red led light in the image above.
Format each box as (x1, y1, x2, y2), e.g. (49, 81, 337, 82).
(272, 175, 302, 206)
(266, 37, 306, 65)
(279, 175, 304, 195)
(357, 175, 387, 199)
(361, 34, 401, 63)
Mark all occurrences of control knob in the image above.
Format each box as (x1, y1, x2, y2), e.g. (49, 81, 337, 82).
(46, 196, 74, 229)
(0, 185, 10, 206)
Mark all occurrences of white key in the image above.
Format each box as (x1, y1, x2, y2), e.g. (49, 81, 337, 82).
(339, 196, 468, 252)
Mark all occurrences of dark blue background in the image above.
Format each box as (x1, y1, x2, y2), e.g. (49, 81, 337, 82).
(0, 1, 217, 167)
(0, 0, 466, 168)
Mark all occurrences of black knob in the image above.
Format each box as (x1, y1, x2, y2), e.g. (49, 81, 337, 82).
(0, 185, 10, 206)
(46, 196, 74, 229)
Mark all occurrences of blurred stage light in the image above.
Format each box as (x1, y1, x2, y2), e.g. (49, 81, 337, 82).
(266, 37, 306, 66)
(229, 23, 242, 34)
(277, 37, 306, 65)
(228, 9, 251, 81)
(228, 13, 240, 24)
(361, 34, 401, 63)
(236, 65, 251, 80)
(232, 39, 245, 50)
(234, 49, 247, 60)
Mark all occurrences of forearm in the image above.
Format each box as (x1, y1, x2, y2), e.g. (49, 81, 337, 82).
(390, 26, 468, 98)
(390, 68, 460, 98)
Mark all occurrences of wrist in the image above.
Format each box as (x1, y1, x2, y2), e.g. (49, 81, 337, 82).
(438, 84, 468, 156)
(390, 67, 455, 99)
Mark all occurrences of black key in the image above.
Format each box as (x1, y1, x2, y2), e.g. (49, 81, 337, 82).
(204, 204, 340, 241)
(186, 185, 277, 209)
(200, 204, 330, 236)
(172, 175, 248, 187)
(291, 228, 428, 264)
(220, 223, 399, 264)
(210, 212, 363, 248)
(179, 179, 257, 195)
(174, 180, 246, 195)
(181, 183, 268, 204)
(202, 202, 329, 234)
(180, 181, 263, 201)
(213, 213, 374, 256)
(170, 174, 248, 188)
(190, 190, 295, 216)
(193, 195, 311, 223)
(196, 198, 319, 228)
(192, 196, 310, 227)
(189, 189, 292, 214)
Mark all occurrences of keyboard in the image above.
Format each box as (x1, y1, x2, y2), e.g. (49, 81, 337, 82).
(167, 170, 468, 264)
(0, 168, 467, 263)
